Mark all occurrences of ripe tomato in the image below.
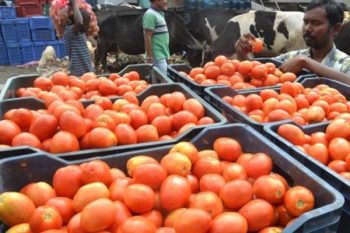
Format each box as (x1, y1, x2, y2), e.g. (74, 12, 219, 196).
(210, 212, 248, 233)
(160, 175, 191, 211)
(123, 184, 155, 214)
(173, 208, 212, 233)
(46, 197, 75, 225)
(29, 206, 62, 233)
(79, 160, 112, 186)
(284, 186, 315, 217)
(118, 216, 156, 233)
(0, 192, 35, 226)
(20, 182, 56, 207)
(52, 165, 83, 199)
(253, 175, 286, 205)
(72, 182, 109, 212)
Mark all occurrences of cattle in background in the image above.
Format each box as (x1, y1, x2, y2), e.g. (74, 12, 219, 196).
(335, 20, 350, 56)
(95, 7, 203, 71)
(202, 10, 306, 65)
(186, 8, 247, 45)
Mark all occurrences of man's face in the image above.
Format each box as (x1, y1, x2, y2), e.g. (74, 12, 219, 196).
(303, 6, 333, 48)
(155, 0, 167, 10)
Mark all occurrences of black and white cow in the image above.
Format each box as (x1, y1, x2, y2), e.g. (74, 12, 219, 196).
(186, 8, 247, 45)
(201, 10, 307, 64)
(95, 7, 204, 71)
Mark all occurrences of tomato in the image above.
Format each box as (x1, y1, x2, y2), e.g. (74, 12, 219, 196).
(133, 163, 167, 191)
(123, 184, 155, 214)
(284, 186, 315, 217)
(29, 206, 62, 233)
(141, 210, 163, 228)
(66, 213, 86, 233)
(219, 180, 253, 209)
(118, 216, 156, 233)
(189, 192, 223, 218)
(79, 160, 112, 186)
(53, 165, 83, 199)
(253, 175, 286, 205)
(107, 201, 132, 232)
(20, 182, 56, 207)
(160, 175, 191, 211)
(6, 223, 32, 233)
(0, 192, 35, 226)
(210, 212, 248, 233)
(72, 182, 109, 212)
(80, 198, 116, 232)
(173, 208, 212, 233)
(46, 197, 75, 225)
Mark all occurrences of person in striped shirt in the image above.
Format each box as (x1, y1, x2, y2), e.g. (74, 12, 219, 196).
(64, 0, 95, 77)
(143, 0, 170, 74)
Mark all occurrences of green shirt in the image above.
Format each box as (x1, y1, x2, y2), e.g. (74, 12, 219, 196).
(143, 8, 170, 60)
(275, 44, 350, 75)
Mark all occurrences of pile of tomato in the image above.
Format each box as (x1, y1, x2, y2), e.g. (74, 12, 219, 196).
(277, 119, 350, 180)
(0, 139, 316, 233)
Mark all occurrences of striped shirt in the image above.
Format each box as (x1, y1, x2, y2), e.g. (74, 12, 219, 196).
(143, 8, 170, 60)
(275, 44, 350, 75)
(64, 25, 94, 77)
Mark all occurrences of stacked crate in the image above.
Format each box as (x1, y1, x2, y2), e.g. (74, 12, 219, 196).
(0, 6, 17, 65)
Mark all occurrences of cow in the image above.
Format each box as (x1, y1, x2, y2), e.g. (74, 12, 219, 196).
(95, 7, 204, 71)
(200, 10, 307, 65)
(186, 8, 247, 45)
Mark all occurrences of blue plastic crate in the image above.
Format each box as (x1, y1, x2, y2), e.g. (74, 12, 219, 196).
(0, 19, 17, 42)
(58, 39, 66, 58)
(0, 124, 344, 233)
(31, 29, 56, 41)
(29, 16, 54, 30)
(265, 121, 350, 233)
(0, 29, 3, 42)
(0, 6, 16, 19)
(16, 18, 31, 41)
(204, 76, 350, 133)
(20, 41, 35, 63)
(0, 42, 9, 65)
(6, 42, 22, 64)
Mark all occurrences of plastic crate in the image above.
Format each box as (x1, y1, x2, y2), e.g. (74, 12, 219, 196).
(28, 16, 54, 30)
(204, 76, 350, 133)
(33, 40, 59, 60)
(0, 29, 2, 42)
(0, 124, 344, 233)
(0, 83, 226, 160)
(0, 6, 16, 19)
(6, 42, 22, 65)
(16, 18, 31, 41)
(20, 41, 35, 63)
(57, 39, 66, 58)
(31, 29, 56, 41)
(167, 58, 313, 96)
(0, 42, 9, 65)
(0, 19, 17, 42)
(265, 121, 350, 233)
(16, 4, 42, 17)
(0, 64, 173, 101)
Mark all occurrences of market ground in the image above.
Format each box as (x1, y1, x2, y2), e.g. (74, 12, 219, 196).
(0, 65, 38, 89)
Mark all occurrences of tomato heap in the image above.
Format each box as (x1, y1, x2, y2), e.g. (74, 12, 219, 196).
(16, 71, 153, 102)
(278, 119, 350, 180)
(0, 139, 315, 233)
(223, 81, 350, 124)
(0, 89, 215, 153)
(181, 55, 297, 90)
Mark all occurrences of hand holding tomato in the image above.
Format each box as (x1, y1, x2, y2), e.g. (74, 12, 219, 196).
(250, 38, 264, 53)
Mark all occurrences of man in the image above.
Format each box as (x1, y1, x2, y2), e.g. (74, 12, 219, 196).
(64, 0, 95, 76)
(143, 0, 170, 74)
(235, 0, 350, 82)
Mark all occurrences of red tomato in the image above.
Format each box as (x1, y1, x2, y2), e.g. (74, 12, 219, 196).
(29, 206, 62, 233)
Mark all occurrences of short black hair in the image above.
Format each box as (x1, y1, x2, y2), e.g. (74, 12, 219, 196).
(307, 0, 344, 26)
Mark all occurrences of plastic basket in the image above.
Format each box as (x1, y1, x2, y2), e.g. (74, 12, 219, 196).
(0, 123, 344, 233)
(31, 29, 56, 41)
(265, 121, 350, 232)
(167, 58, 313, 96)
(16, 18, 31, 41)
(0, 42, 9, 65)
(0, 83, 226, 160)
(0, 19, 17, 42)
(0, 6, 16, 19)
(57, 39, 66, 58)
(28, 16, 54, 30)
(204, 76, 350, 133)
(20, 41, 35, 63)
(0, 64, 173, 101)
(6, 42, 22, 65)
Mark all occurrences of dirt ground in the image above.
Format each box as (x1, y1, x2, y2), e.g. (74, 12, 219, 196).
(0, 65, 38, 88)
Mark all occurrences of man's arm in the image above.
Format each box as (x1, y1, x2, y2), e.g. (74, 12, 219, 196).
(144, 29, 153, 63)
(280, 55, 350, 83)
(71, 0, 84, 33)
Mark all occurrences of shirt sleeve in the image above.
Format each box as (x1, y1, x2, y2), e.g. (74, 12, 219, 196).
(274, 50, 298, 62)
(340, 58, 350, 75)
(143, 12, 157, 31)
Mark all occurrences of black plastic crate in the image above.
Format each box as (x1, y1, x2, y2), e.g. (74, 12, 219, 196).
(0, 83, 226, 160)
(167, 58, 313, 96)
(0, 64, 173, 102)
(0, 123, 344, 233)
(204, 77, 350, 133)
(265, 121, 350, 233)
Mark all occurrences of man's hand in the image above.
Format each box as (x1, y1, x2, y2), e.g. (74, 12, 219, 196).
(235, 33, 256, 60)
(279, 55, 308, 74)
